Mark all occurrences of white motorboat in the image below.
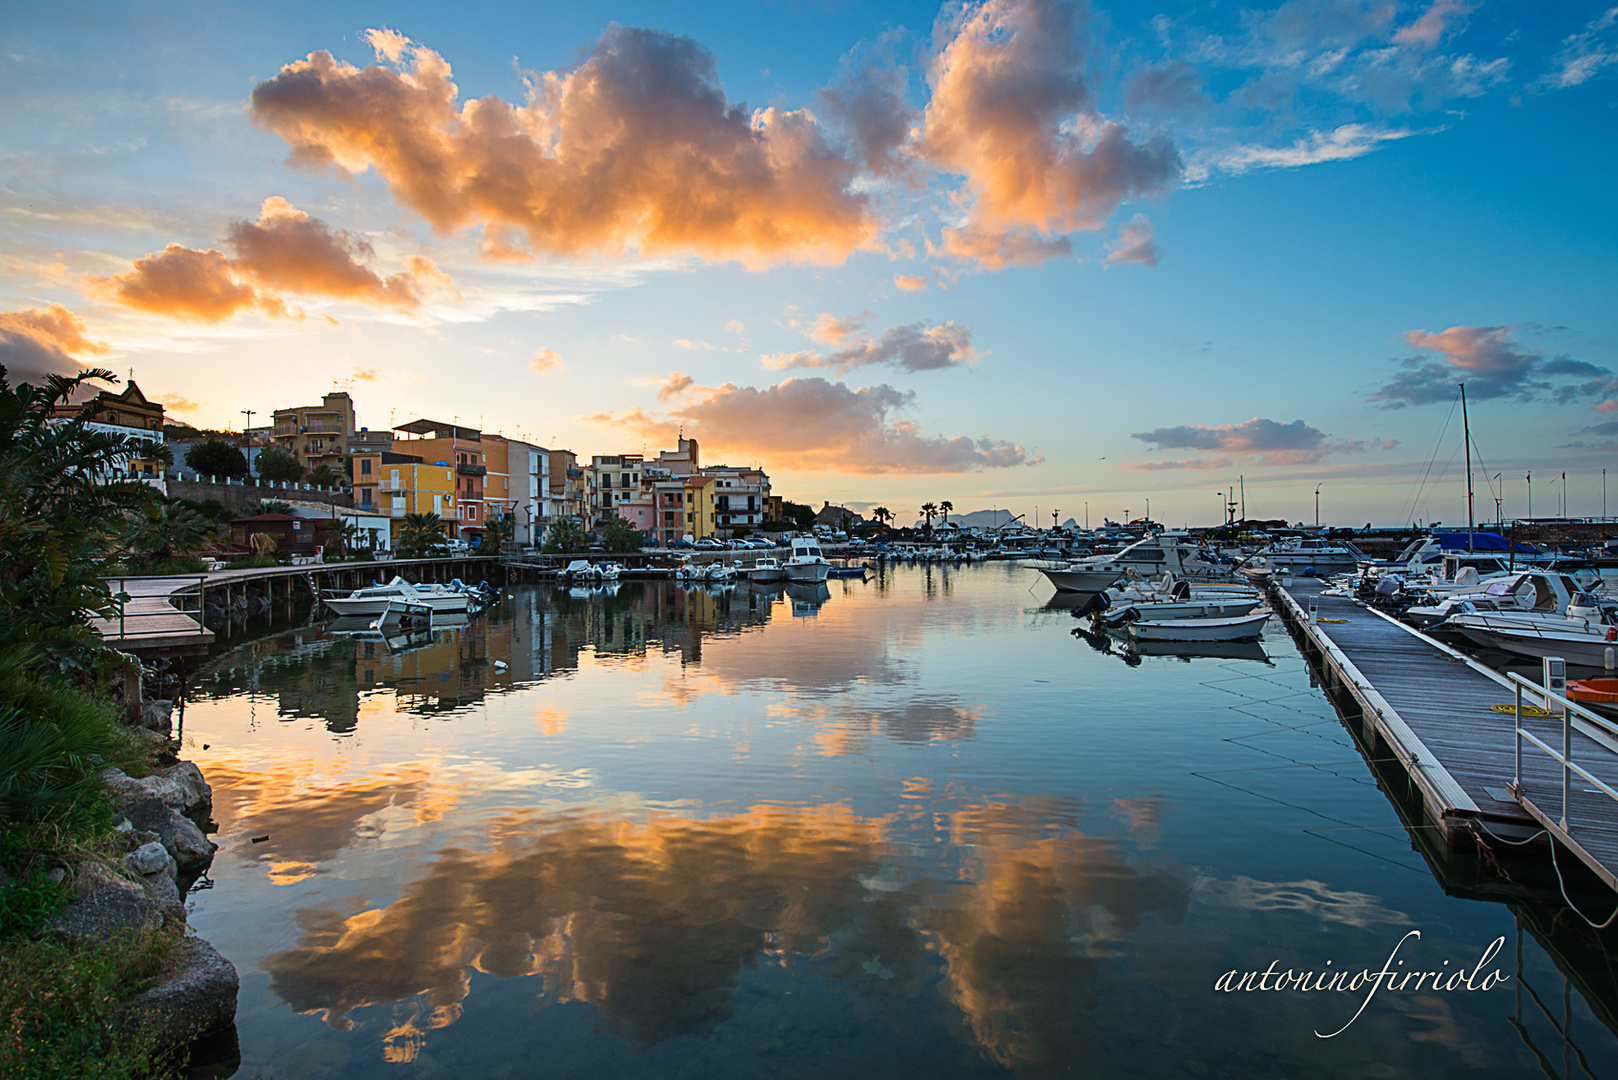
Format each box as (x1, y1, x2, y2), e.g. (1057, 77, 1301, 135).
(1090, 573, 1262, 622)
(560, 559, 592, 580)
(1437, 593, 1618, 666)
(321, 576, 472, 616)
(1243, 535, 1366, 575)
(784, 535, 832, 583)
(1038, 532, 1235, 592)
(705, 561, 738, 582)
(748, 558, 786, 583)
(1406, 570, 1589, 628)
(1128, 611, 1271, 643)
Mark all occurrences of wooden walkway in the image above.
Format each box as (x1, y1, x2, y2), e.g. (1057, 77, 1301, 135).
(1276, 579, 1618, 894)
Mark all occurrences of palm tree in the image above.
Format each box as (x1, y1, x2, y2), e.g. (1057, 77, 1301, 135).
(398, 513, 446, 559)
(939, 500, 953, 526)
(872, 506, 892, 531)
(920, 502, 938, 535)
(119, 503, 212, 567)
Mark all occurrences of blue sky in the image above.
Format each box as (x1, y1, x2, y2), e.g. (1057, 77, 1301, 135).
(2, 0, 1615, 525)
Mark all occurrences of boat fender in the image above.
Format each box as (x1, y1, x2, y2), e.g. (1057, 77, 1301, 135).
(1608, 627, 1616, 642)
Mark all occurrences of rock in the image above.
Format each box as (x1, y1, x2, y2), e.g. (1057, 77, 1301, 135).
(137, 868, 186, 923)
(52, 881, 158, 939)
(122, 936, 239, 1049)
(114, 798, 216, 885)
(134, 699, 174, 735)
(122, 841, 172, 877)
(103, 762, 212, 826)
(46, 867, 66, 885)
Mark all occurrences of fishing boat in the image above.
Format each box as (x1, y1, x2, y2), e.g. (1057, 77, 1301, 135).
(321, 576, 474, 616)
(747, 558, 786, 583)
(1127, 611, 1271, 644)
(784, 535, 832, 583)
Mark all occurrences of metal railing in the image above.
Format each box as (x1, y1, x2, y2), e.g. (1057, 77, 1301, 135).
(1511, 671, 1618, 830)
(103, 575, 211, 640)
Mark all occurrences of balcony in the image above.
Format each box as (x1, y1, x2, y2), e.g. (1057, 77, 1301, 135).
(456, 462, 487, 476)
(390, 505, 406, 518)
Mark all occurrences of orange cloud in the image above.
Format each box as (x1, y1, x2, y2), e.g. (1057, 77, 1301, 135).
(921, 0, 1178, 266)
(656, 371, 693, 402)
(592, 377, 1034, 474)
(249, 29, 877, 267)
(154, 394, 204, 413)
(767, 320, 977, 375)
(96, 198, 449, 322)
(0, 304, 109, 380)
(529, 347, 563, 374)
(893, 273, 929, 292)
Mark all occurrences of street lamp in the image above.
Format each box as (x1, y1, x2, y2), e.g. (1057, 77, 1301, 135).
(1314, 483, 1321, 528)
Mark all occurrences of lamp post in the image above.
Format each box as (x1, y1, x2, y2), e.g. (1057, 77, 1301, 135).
(1314, 483, 1321, 528)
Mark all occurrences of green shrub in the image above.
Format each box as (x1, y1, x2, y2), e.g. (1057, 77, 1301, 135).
(0, 869, 69, 938)
(0, 925, 180, 1079)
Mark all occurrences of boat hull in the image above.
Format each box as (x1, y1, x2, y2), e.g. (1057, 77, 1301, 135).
(322, 593, 470, 616)
(1040, 566, 1124, 592)
(1128, 612, 1271, 643)
(784, 561, 831, 583)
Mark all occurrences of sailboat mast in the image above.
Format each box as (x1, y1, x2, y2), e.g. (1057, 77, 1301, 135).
(1461, 383, 1474, 551)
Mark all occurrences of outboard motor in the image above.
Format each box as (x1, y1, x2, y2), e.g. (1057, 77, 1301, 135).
(1100, 605, 1140, 628)
(1075, 591, 1111, 618)
(1374, 575, 1402, 598)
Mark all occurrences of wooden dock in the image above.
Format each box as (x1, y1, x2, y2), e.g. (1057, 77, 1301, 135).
(1274, 578, 1618, 894)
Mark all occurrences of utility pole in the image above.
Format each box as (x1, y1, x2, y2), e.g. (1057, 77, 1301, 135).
(1315, 483, 1321, 528)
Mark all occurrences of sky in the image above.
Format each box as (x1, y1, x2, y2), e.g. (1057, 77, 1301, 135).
(2, 0, 1615, 527)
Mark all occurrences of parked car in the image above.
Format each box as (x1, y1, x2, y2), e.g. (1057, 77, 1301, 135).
(694, 538, 724, 550)
(446, 539, 470, 554)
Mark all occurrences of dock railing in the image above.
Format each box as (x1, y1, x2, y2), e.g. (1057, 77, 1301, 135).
(1510, 671, 1618, 830)
(103, 574, 210, 641)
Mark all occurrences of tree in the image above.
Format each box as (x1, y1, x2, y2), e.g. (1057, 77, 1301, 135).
(920, 502, 938, 534)
(184, 439, 247, 479)
(119, 503, 212, 569)
(477, 515, 514, 556)
(939, 500, 953, 525)
(398, 513, 447, 558)
(327, 518, 360, 557)
(782, 500, 816, 531)
(543, 519, 589, 553)
(256, 448, 304, 483)
(871, 507, 892, 530)
(307, 463, 338, 489)
(601, 516, 644, 553)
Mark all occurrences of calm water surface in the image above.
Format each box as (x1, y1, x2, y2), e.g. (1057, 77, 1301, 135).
(182, 564, 1618, 1078)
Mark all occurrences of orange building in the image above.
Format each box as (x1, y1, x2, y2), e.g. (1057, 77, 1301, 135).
(392, 420, 486, 540)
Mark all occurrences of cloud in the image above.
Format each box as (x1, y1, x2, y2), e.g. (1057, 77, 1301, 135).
(96, 197, 449, 322)
(529, 347, 563, 374)
(807, 310, 873, 346)
(816, 33, 919, 179)
(249, 28, 876, 267)
(1368, 324, 1617, 407)
(1105, 213, 1159, 267)
(1123, 456, 1234, 471)
(724, 320, 744, 335)
(656, 371, 693, 402)
(766, 320, 977, 375)
(0, 305, 110, 381)
(1130, 416, 1366, 465)
(348, 366, 383, 382)
(226, 197, 437, 309)
(893, 273, 929, 291)
(1544, 6, 1618, 89)
(98, 244, 265, 322)
(153, 394, 204, 413)
(1125, 60, 1209, 113)
(1392, 0, 1473, 48)
(1205, 124, 1422, 175)
(592, 377, 1034, 474)
(920, 0, 1180, 266)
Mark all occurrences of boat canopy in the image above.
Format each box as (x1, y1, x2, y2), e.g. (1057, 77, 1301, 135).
(1434, 531, 1542, 554)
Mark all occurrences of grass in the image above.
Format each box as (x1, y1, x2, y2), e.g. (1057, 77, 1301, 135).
(0, 924, 182, 1080)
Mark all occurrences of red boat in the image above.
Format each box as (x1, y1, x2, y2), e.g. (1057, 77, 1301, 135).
(1568, 677, 1618, 718)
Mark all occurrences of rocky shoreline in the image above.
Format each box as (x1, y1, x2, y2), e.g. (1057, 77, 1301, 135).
(47, 698, 239, 1065)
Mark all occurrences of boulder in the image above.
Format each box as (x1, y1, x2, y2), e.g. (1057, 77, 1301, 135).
(123, 936, 239, 1049)
(103, 762, 212, 826)
(122, 841, 172, 878)
(52, 881, 158, 939)
(134, 699, 174, 735)
(136, 867, 186, 923)
(115, 798, 216, 884)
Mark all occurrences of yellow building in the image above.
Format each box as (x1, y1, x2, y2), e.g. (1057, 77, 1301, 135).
(352, 452, 456, 542)
(273, 391, 355, 475)
(684, 475, 717, 539)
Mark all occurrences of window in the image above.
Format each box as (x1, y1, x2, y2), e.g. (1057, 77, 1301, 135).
(361, 458, 372, 475)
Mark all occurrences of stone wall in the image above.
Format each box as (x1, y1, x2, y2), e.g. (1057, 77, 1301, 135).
(168, 478, 352, 512)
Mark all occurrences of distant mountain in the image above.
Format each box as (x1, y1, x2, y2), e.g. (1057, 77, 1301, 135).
(909, 508, 1018, 529)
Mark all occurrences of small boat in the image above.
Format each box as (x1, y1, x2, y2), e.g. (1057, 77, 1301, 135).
(705, 562, 738, 582)
(784, 535, 832, 583)
(1570, 678, 1618, 718)
(322, 576, 472, 616)
(1127, 611, 1271, 643)
(748, 558, 786, 583)
(827, 564, 869, 579)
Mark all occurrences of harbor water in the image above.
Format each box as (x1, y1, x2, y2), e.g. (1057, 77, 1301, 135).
(181, 564, 1618, 1077)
